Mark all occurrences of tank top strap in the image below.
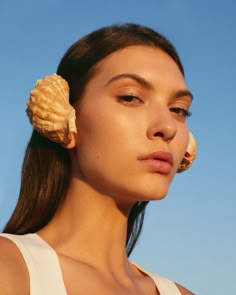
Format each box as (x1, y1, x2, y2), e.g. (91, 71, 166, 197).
(0, 233, 67, 295)
(132, 262, 181, 295)
(1, 233, 182, 295)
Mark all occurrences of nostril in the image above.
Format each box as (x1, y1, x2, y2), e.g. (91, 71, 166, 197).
(153, 131, 164, 138)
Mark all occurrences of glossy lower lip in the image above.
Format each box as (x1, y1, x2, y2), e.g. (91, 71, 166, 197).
(139, 158, 172, 174)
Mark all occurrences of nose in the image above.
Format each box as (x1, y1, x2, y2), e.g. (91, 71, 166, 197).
(147, 105, 177, 142)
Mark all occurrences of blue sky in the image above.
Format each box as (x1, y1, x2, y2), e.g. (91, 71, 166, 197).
(0, 1, 235, 294)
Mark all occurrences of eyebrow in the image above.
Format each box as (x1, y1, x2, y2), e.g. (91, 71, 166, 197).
(174, 89, 193, 101)
(105, 73, 193, 101)
(105, 73, 153, 90)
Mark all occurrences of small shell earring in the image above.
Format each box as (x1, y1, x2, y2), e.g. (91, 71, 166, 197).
(177, 132, 197, 173)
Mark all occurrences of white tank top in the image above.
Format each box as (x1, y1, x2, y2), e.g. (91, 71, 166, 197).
(0, 233, 181, 295)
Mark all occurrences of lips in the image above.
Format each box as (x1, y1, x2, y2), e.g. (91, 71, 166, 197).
(139, 151, 173, 174)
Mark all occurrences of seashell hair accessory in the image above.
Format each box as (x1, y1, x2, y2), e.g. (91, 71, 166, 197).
(26, 74, 77, 144)
(177, 132, 197, 173)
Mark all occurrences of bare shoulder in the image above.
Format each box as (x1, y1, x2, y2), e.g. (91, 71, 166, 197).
(175, 282, 196, 295)
(0, 236, 29, 294)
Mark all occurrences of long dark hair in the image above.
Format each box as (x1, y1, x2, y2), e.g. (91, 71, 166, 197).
(3, 23, 184, 256)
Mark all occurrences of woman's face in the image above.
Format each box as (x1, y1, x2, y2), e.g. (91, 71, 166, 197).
(72, 45, 192, 205)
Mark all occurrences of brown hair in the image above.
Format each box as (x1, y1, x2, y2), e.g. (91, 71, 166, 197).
(3, 23, 184, 256)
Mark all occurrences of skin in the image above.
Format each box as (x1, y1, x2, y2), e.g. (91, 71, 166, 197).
(0, 45, 194, 294)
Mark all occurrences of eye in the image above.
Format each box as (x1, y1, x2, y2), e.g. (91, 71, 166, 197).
(170, 107, 192, 118)
(117, 95, 143, 105)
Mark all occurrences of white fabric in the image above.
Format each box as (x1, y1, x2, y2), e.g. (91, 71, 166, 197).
(133, 263, 181, 295)
(0, 233, 181, 295)
(0, 233, 67, 295)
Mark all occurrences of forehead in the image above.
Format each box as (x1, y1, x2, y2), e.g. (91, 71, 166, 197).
(91, 45, 186, 88)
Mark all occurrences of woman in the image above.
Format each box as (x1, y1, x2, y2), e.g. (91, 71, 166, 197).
(0, 23, 196, 294)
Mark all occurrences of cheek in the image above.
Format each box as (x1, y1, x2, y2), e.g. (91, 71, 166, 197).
(74, 108, 125, 179)
(76, 97, 143, 159)
(73, 101, 147, 198)
(75, 130, 136, 200)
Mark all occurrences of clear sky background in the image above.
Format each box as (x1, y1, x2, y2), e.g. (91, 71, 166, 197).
(0, 1, 235, 294)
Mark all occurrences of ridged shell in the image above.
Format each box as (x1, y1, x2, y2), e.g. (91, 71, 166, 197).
(177, 132, 197, 173)
(26, 74, 77, 144)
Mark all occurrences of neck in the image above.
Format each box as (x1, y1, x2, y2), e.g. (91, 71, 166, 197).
(38, 176, 134, 271)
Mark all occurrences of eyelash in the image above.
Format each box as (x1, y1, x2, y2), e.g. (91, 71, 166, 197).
(117, 96, 192, 118)
(118, 95, 141, 102)
(118, 95, 142, 104)
(170, 107, 192, 118)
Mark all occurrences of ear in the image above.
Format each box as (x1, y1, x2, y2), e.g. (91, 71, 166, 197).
(60, 132, 77, 149)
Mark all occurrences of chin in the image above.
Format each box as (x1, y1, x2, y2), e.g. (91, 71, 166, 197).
(137, 175, 172, 201)
(145, 188, 169, 201)
(124, 183, 170, 203)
